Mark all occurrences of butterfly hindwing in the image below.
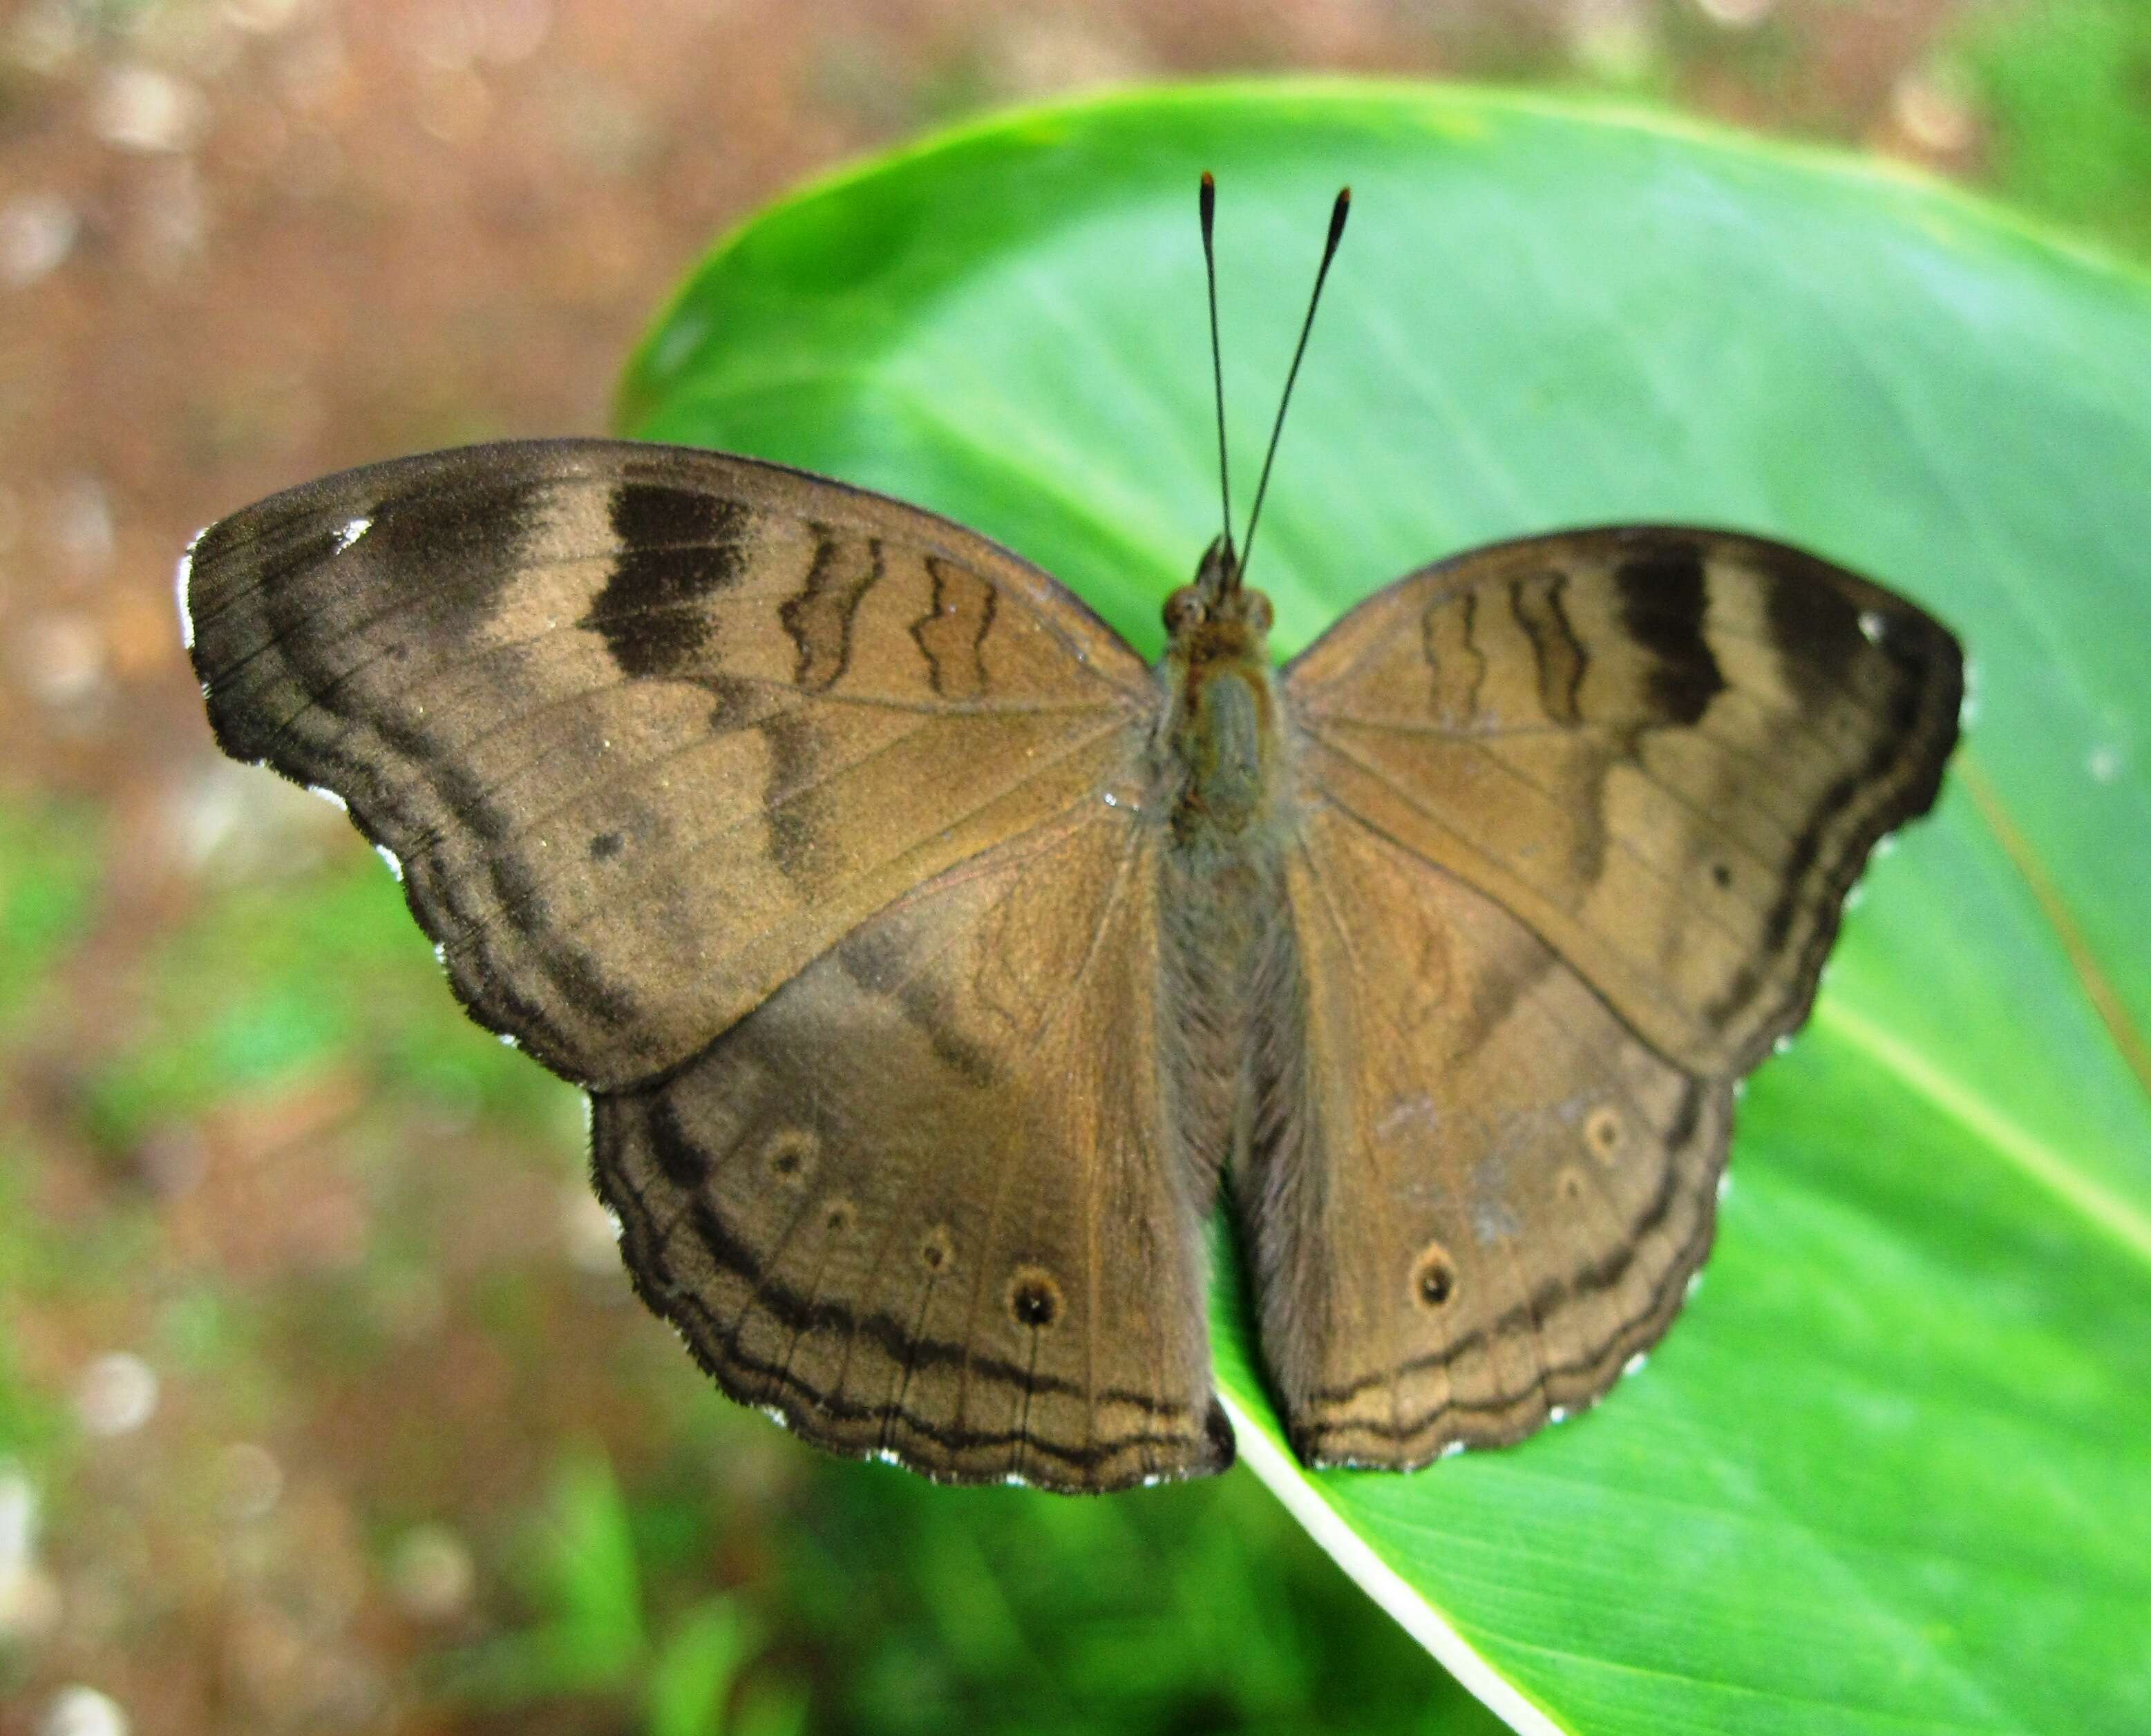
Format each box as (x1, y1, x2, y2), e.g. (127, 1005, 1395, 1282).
(1282, 527, 1963, 1077)
(1240, 794, 1732, 1467)
(592, 801, 1233, 1491)
(184, 438, 1153, 1092)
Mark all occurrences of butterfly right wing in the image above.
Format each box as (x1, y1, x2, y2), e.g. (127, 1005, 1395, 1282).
(1282, 527, 1962, 1078)
(1246, 526, 1961, 1466)
(593, 799, 1233, 1493)
(1241, 793, 1732, 1468)
(184, 438, 1153, 1094)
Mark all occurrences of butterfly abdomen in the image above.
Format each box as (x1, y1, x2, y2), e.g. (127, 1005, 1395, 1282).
(1155, 837, 1291, 1192)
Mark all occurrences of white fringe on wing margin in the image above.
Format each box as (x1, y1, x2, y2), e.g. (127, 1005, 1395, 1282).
(1218, 1394, 1563, 1736)
(175, 527, 208, 653)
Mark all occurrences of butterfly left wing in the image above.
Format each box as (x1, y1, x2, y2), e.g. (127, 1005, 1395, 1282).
(592, 800, 1233, 1493)
(182, 438, 1153, 1093)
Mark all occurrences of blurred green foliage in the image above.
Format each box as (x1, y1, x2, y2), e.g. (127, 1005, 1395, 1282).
(446, 1435, 1495, 1735)
(773, 1448, 1491, 1735)
(445, 1450, 805, 1736)
(0, 797, 101, 1465)
(86, 856, 558, 1156)
(0, 797, 97, 1032)
(1956, 0, 2151, 257)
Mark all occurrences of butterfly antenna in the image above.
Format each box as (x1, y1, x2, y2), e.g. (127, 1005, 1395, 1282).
(1239, 186, 1351, 581)
(1200, 171, 1235, 570)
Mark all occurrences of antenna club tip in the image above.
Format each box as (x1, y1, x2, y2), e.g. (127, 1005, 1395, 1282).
(1202, 170, 1215, 189)
(1323, 187, 1352, 253)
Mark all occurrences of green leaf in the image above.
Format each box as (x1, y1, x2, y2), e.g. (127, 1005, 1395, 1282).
(446, 1449, 648, 1702)
(538, 1449, 651, 1675)
(618, 82, 2151, 1735)
(1952, 0, 2151, 258)
(646, 1597, 754, 1736)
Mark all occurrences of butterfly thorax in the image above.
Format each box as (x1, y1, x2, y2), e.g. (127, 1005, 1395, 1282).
(1157, 539, 1285, 848)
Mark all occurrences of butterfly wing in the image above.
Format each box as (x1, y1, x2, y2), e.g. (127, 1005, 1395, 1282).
(184, 439, 1153, 1092)
(1283, 528, 1962, 1078)
(593, 801, 1233, 1491)
(187, 439, 1232, 1487)
(1252, 528, 1960, 1466)
(1245, 794, 1733, 1465)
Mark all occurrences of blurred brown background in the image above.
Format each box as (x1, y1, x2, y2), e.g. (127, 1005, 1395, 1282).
(1, 2, 2137, 1733)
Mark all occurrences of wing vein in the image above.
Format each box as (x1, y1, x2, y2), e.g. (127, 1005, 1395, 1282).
(1311, 729, 1759, 981)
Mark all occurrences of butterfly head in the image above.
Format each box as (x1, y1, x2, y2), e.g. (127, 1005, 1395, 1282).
(1164, 535, 1273, 662)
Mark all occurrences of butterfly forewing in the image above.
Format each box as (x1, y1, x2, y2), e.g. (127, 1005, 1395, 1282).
(185, 435, 1235, 1491)
(1282, 527, 1963, 1077)
(184, 439, 1153, 1092)
(592, 799, 1233, 1491)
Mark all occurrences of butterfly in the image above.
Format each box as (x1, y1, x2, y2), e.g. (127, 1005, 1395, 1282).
(179, 178, 1962, 1491)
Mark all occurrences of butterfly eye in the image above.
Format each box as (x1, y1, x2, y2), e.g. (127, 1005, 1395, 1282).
(1242, 591, 1273, 633)
(1163, 586, 1207, 633)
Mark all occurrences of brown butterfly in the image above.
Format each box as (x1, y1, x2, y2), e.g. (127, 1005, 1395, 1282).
(180, 178, 1961, 1491)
